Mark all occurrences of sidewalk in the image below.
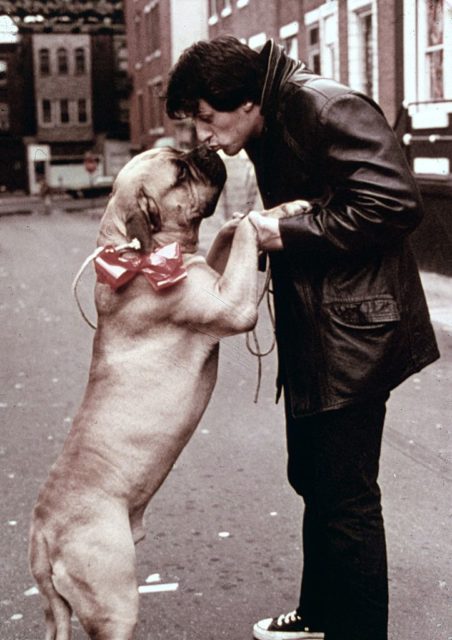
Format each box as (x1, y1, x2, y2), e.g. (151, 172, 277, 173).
(420, 271, 452, 330)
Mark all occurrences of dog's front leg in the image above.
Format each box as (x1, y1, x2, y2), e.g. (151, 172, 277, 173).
(210, 217, 259, 335)
(206, 217, 242, 275)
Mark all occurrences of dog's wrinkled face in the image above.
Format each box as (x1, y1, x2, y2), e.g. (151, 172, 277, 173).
(103, 146, 226, 253)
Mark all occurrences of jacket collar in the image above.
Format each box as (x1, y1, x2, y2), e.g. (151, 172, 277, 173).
(258, 39, 303, 119)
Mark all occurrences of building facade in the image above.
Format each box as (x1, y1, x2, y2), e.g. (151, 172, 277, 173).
(0, 3, 132, 195)
(0, 20, 34, 192)
(25, 24, 132, 195)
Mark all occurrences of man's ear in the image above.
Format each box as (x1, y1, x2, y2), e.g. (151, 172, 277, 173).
(242, 101, 255, 113)
(125, 187, 161, 252)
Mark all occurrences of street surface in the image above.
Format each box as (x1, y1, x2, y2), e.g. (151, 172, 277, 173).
(1, 201, 451, 640)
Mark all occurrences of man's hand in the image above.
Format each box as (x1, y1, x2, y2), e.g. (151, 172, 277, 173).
(248, 210, 283, 251)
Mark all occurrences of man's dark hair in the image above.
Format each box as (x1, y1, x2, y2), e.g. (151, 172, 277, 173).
(165, 36, 264, 119)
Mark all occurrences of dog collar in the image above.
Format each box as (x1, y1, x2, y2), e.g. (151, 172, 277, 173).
(94, 242, 187, 291)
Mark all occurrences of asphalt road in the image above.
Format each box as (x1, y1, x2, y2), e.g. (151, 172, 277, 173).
(1, 205, 451, 640)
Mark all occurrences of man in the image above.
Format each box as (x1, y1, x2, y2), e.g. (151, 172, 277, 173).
(165, 36, 439, 640)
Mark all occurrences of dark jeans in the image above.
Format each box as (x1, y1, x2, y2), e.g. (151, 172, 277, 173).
(285, 395, 389, 640)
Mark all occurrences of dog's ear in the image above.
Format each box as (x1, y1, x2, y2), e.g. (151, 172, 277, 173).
(125, 187, 161, 252)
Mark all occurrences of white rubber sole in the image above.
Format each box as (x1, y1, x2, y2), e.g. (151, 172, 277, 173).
(253, 619, 325, 640)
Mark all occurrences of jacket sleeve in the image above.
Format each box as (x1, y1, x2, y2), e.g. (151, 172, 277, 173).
(279, 91, 424, 255)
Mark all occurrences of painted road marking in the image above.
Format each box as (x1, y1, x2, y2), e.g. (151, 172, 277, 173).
(138, 583, 179, 594)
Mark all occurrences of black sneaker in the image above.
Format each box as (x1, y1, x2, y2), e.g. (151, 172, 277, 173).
(253, 610, 324, 640)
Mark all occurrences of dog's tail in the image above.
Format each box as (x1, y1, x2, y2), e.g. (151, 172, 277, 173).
(29, 525, 73, 640)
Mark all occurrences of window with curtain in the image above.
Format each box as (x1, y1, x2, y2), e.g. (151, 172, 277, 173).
(360, 11, 373, 97)
(425, 0, 444, 99)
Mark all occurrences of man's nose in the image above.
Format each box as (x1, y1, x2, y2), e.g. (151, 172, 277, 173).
(195, 121, 211, 144)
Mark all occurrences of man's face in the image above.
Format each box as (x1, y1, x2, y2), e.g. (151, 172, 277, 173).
(193, 99, 263, 156)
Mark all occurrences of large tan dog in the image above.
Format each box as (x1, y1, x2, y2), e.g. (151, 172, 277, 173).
(28, 145, 261, 640)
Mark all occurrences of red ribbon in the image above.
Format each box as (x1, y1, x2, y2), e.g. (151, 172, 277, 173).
(94, 242, 187, 291)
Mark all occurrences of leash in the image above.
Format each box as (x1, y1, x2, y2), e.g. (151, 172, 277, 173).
(71, 238, 141, 330)
(246, 267, 276, 403)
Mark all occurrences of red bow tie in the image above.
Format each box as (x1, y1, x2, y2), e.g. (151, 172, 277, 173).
(94, 242, 187, 291)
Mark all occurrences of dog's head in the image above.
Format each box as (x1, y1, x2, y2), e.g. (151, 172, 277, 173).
(99, 146, 226, 253)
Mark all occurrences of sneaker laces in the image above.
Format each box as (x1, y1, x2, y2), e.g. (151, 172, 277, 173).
(276, 610, 302, 627)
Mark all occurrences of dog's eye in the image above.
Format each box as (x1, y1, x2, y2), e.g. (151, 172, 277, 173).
(175, 161, 189, 183)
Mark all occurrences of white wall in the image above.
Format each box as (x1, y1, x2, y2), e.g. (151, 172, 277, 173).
(169, 0, 208, 65)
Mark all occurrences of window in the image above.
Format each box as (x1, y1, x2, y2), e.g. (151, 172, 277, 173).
(323, 14, 337, 80)
(75, 48, 86, 75)
(78, 99, 87, 123)
(283, 36, 299, 61)
(0, 102, 9, 130)
(305, 6, 339, 80)
(57, 48, 68, 75)
(145, 11, 152, 55)
(404, 0, 451, 107)
(209, 0, 217, 18)
(116, 43, 128, 72)
(39, 48, 50, 75)
(0, 60, 7, 86)
(42, 99, 52, 124)
(118, 97, 130, 124)
(360, 11, 373, 96)
(425, 0, 444, 99)
(60, 99, 69, 123)
(138, 92, 145, 134)
(308, 26, 321, 74)
(280, 22, 299, 61)
(148, 81, 164, 130)
(248, 33, 267, 50)
(218, 0, 232, 16)
(348, 2, 378, 100)
(134, 15, 142, 63)
(149, 3, 161, 53)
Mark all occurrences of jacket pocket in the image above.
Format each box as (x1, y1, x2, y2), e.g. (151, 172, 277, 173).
(322, 295, 404, 398)
(326, 296, 400, 329)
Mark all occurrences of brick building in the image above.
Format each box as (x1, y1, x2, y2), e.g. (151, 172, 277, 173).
(124, 0, 208, 152)
(207, 0, 402, 125)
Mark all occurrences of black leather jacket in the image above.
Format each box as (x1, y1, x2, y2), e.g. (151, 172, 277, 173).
(246, 40, 439, 417)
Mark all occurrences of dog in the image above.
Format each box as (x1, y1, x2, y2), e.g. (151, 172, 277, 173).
(28, 144, 309, 639)
(28, 145, 263, 640)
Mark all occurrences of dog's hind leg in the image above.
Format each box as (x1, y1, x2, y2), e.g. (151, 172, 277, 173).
(29, 527, 73, 640)
(41, 588, 72, 640)
(51, 515, 139, 640)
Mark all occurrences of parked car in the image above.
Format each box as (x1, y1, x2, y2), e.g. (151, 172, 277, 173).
(66, 175, 114, 199)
